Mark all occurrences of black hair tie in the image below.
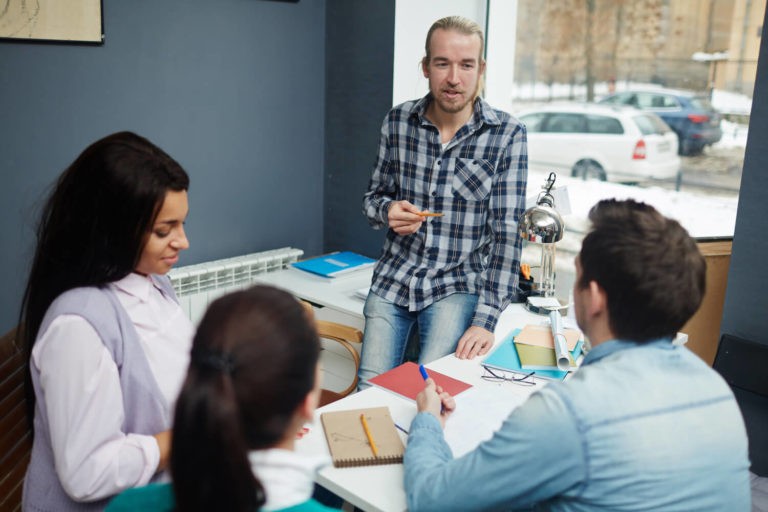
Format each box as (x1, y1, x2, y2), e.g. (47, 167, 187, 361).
(191, 348, 236, 374)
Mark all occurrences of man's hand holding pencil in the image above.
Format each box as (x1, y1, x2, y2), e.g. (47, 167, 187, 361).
(387, 200, 442, 235)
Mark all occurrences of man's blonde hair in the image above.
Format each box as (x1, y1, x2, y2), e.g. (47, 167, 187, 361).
(422, 16, 486, 99)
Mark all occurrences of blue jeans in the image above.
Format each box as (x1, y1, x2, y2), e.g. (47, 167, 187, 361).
(357, 292, 478, 389)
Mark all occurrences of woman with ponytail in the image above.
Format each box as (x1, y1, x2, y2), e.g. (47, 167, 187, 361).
(107, 285, 340, 512)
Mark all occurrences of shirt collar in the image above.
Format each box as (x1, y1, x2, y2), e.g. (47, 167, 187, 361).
(581, 337, 675, 367)
(248, 448, 330, 510)
(411, 94, 502, 130)
(110, 273, 164, 303)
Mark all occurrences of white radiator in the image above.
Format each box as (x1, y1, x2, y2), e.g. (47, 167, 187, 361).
(168, 247, 303, 325)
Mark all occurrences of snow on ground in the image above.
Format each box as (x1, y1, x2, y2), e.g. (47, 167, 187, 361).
(711, 89, 753, 115)
(716, 119, 749, 148)
(523, 168, 739, 299)
(511, 81, 747, 298)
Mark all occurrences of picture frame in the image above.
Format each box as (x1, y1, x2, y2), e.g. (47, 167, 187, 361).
(0, 0, 103, 44)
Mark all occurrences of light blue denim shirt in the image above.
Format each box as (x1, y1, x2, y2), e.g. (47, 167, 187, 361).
(404, 339, 751, 511)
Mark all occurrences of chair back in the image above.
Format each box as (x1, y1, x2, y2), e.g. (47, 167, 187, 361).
(713, 333, 768, 475)
(0, 327, 32, 512)
(300, 301, 362, 406)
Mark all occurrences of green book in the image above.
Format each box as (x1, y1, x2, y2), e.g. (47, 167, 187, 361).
(514, 340, 582, 371)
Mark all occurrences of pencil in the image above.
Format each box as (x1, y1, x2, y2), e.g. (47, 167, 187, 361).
(418, 211, 443, 217)
(360, 413, 379, 457)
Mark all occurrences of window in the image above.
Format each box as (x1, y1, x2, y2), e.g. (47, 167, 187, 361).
(519, 112, 547, 132)
(542, 113, 585, 133)
(632, 114, 670, 136)
(585, 115, 623, 134)
(394, 0, 754, 302)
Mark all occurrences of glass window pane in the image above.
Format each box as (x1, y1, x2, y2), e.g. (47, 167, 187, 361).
(586, 115, 623, 134)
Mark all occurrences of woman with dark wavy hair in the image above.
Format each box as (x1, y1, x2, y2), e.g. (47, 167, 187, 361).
(20, 131, 193, 510)
(108, 286, 339, 512)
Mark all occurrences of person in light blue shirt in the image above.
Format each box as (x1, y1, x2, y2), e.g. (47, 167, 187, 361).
(404, 199, 751, 511)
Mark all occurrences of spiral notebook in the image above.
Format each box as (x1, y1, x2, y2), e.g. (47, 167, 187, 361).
(320, 406, 405, 468)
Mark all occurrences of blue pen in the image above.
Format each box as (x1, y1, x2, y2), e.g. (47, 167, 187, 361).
(420, 364, 444, 413)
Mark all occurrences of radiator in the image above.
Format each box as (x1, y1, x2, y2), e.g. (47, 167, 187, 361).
(168, 247, 303, 325)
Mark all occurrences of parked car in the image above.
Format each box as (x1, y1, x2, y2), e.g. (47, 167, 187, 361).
(598, 88, 722, 155)
(516, 103, 680, 182)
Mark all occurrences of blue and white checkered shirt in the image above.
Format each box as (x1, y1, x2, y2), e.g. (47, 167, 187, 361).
(362, 95, 528, 331)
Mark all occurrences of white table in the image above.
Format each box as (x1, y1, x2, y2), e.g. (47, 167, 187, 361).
(296, 303, 558, 512)
(252, 266, 372, 330)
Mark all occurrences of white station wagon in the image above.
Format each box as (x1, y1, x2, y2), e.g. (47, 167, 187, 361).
(516, 103, 681, 182)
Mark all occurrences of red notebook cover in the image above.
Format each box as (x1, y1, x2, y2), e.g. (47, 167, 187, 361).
(368, 362, 472, 401)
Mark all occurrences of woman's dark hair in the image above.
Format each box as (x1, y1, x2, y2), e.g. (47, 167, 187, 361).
(19, 131, 189, 417)
(171, 286, 321, 512)
(577, 199, 706, 341)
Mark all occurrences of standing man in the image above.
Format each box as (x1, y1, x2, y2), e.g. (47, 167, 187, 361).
(405, 199, 750, 511)
(359, 16, 527, 386)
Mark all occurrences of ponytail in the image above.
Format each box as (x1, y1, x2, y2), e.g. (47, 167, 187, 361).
(170, 287, 320, 511)
(171, 351, 265, 511)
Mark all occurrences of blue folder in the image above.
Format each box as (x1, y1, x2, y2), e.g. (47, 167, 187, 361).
(291, 251, 375, 278)
(483, 328, 574, 381)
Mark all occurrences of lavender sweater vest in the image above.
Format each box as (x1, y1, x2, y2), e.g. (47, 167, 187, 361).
(23, 276, 177, 512)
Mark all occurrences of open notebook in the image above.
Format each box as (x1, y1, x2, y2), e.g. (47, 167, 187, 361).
(320, 406, 405, 468)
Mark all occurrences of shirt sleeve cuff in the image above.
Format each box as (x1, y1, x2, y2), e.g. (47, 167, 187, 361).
(379, 199, 393, 224)
(410, 411, 444, 433)
(471, 303, 500, 332)
(127, 433, 161, 485)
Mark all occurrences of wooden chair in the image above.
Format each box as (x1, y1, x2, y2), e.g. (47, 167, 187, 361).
(0, 327, 32, 512)
(301, 302, 363, 406)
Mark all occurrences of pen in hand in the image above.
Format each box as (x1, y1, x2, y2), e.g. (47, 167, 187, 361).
(419, 364, 445, 414)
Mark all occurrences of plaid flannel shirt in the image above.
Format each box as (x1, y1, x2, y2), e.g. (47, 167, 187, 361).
(362, 95, 528, 332)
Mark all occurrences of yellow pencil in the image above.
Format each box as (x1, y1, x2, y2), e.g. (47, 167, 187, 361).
(418, 211, 444, 217)
(360, 413, 379, 457)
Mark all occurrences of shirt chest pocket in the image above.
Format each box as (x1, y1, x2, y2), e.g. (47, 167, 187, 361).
(450, 158, 494, 202)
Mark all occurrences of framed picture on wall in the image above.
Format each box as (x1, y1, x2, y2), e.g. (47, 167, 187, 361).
(0, 0, 103, 44)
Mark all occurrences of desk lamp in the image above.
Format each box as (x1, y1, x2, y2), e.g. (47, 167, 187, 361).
(519, 173, 564, 313)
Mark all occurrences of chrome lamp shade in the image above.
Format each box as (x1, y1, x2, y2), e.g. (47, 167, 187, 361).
(519, 174, 564, 298)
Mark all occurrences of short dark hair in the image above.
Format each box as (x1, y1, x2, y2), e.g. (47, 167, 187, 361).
(171, 286, 321, 512)
(577, 199, 706, 341)
(20, 131, 189, 418)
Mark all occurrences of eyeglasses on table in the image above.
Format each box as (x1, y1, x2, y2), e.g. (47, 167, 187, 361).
(480, 364, 537, 386)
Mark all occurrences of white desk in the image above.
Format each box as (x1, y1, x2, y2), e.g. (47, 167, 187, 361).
(296, 303, 556, 512)
(252, 266, 372, 393)
(252, 267, 372, 330)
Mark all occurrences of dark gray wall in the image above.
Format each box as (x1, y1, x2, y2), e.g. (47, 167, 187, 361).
(323, 0, 393, 258)
(720, 3, 768, 477)
(0, 0, 326, 332)
(722, 6, 768, 340)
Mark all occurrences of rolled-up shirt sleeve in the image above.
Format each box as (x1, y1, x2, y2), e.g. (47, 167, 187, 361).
(404, 387, 584, 511)
(362, 115, 396, 228)
(32, 315, 159, 502)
